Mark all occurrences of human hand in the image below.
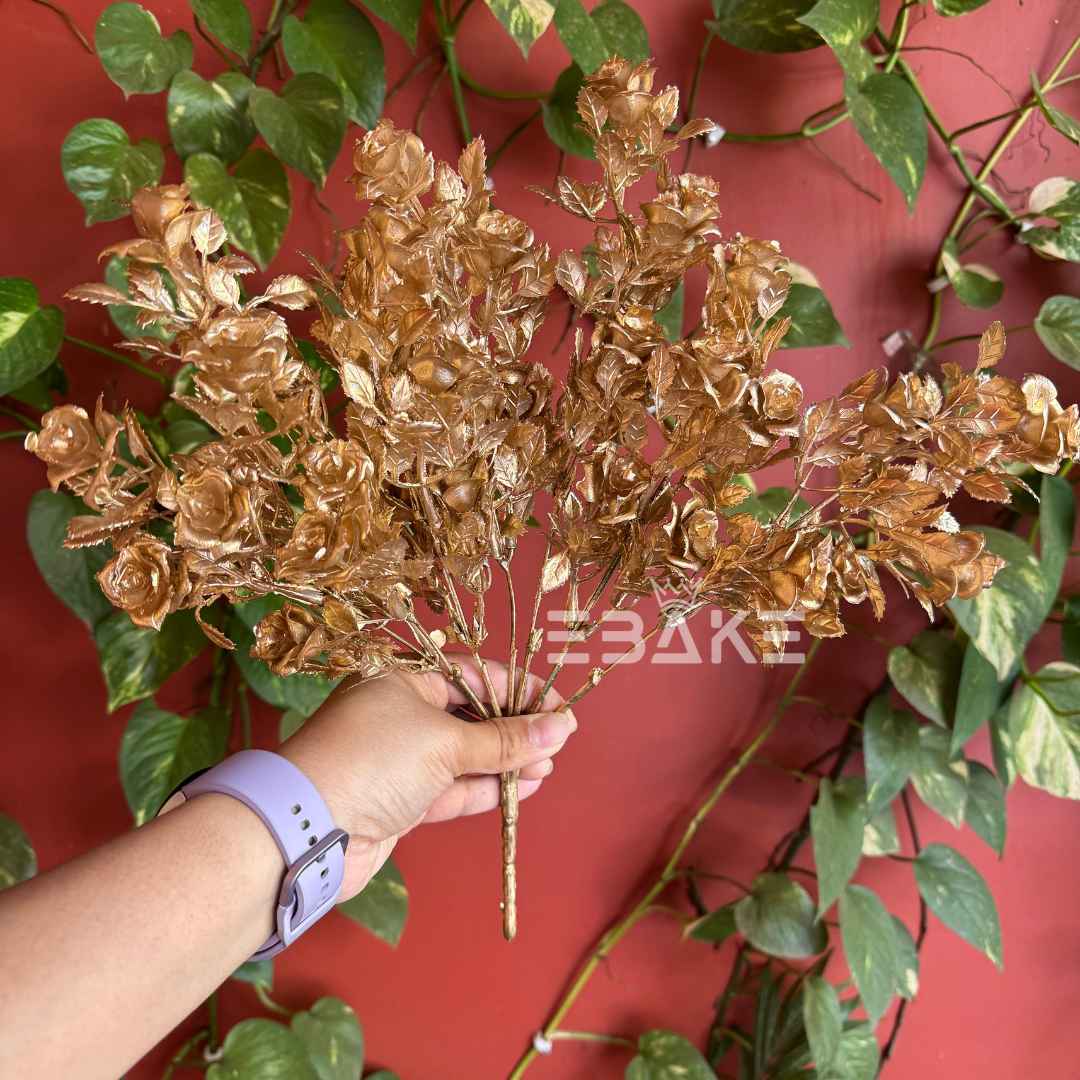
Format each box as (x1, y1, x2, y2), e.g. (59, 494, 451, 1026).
(277, 657, 576, 899)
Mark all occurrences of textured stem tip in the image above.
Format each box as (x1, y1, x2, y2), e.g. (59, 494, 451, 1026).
(501, 769, 520, 941)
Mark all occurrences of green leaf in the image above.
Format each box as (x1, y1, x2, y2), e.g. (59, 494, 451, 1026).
(964, 761, 1006, 857)
(206, 1018, 318, 1080)
(0, 278, 64, 399)
(337, 857, 408, 946)
(863, 696, 919, 818)
(9, 358, 67, 411)
(590, 0, 649, 65)
(803, 976, 841, 1072)
(291, 998, 363, 1080)
(940, 237, 1003, 310)
(933, 0, 991, 14)
(948, 526, 1052, 680)
(167, 70, 257, 166)
(282, 0, 385, 129)
(734, 873, 827, 958)
(742, 485, 812, 525)
(891, 916, 919, 999)
(843, 72, 927, 215)
(862, 801, 899, 856)
(911, 725, 968, 828)
(1038, 474, 1075, 600)
(542, 65, 596, 160)
(358, 0, 422, 49)
(810, 777, 863, 914)
(707, 0, 823, 54)
(625, 1030, 716, 1080)
(1031, 71, 1080, 148)
(104, 257, 175, 343)
(774, 281, 849, 349)
(554, 0, 610, 73)
(830, 1022, 879, 1080)
(686, 902, 738, 943)
(165, 417, 215, 455)
(654, 283, 684, 343)
(62, 119, 165, 226)
(1020, 178, 1080, 262)
(279, 709, 307, 743)
(232, 958, 273, 987)
(1063, 594, 1080, 665)
(27, 490, 114, 631)
(837, 885, 897, 1029)
(95, 610, 209, 713)
(0, 813, 36, 890)
(483, 0, 555, 57)
(189, 0, 253, 56)
(797, 0, 877, 82)
(185, 149, 290, 271)
(231, 596, 337, 717)
(951, 642, 1002, 758)
(886, 630, 961, 727)
(988, 704, 1016, 789)
(120, 698, 229, 825)
(297, 339, 339, 394)
(913, 843, 1002, 968)
(250, 74, 345, 188)
(1034, 294, 1080, 368)
(365, 1074, 400, 1080)
(95, 2, 193, 96)
(1007, 661, 1080, 798)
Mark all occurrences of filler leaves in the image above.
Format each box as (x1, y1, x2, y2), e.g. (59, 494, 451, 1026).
(95, 2, 193, 96)
(0, 278, 64, 398)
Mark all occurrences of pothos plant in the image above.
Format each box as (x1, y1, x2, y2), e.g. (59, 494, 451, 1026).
(1, 4, 1080, 1080)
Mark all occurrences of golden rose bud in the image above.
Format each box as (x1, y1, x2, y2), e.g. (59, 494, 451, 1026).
(96, 536, 189, 630)
(26, 406, 103, 491)
(252, 601, 329, 677)
(299, 440, 372, 509)
(442, 478, 482, 513)
(175, 465, 248, 554)
(761, 371, 803, 421)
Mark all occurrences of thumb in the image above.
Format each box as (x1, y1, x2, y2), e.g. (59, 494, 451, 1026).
(449, 710, 576, 776)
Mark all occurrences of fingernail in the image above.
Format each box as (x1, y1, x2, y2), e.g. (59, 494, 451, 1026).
(529, 713, 574, 749)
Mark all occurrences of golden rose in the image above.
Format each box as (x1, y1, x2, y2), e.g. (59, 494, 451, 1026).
(252, 601, 329, 677)
(298, 440, 372, 509)
(348, 118, 434, 203)
(26, 406, 102, 491)
(760, 371, 803, 421)
(175, 465, 248, 554)
(96, 536, 189, 630)
(183, 312, 299, 398)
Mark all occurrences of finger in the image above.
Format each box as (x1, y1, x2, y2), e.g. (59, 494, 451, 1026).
(441, 654, 571, 717)
(519, 758, 553, 783)
(446, 709, 575, 777)
(422, 774, 545, 823)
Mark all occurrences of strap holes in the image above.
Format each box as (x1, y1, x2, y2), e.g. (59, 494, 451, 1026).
(300, 819, 311, 830)
(320, 867, 329, 878)
(291, 804, 301, 814)
(308, 835, 317, 846)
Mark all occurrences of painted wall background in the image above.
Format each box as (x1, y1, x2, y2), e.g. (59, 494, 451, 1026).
(1, 0, 1079, 1076)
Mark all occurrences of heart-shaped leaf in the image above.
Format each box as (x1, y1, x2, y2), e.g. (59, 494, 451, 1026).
(625, 1030, 717, 1080)
(803, 976, 842, 1072)
(707, 0, 823, 54)
(167, 70, 257, 166)
(232, 958, 273, 987)
(798, 0, 877, 82)
(95, 609, 209, 712)
(1019, 177, 1080, 262)
(951, 642, 1003, 757)
(206, 1018, 318, 1080)
(913, 843, 1002, 968)
(282, 0, 385, 128)
(844, 72, 927, 214)
(358, 0, 423, 49)
(542, 65, 596, 160)
(184, 149, 291, 271)
(933, 0, 991, 14)
(773, 279, 849, 349)
(250, 74, 345, 188)
(940, 238, 1003, 310)
(892, 915, 919, 999)
(1035, 294, 1080, 368)
(685, 902, 737, 943)
(810, 777, 863, 914)
(291, 998, 364, 1080)
(590, 0, 649, 65)
(831, 1023, 879, 1080)
(887, 630, 962, 726)
(189, 0, 253, 57)
(0, 279, 64, 397)
(838, 884, 898, 1028)
(0, 814, 36, 890)
(483, 0, 555, 57)
(862, 696, 919, 817)
(734, 872, 828, 958)
(1007, 661, 1080, 799)
(62, 119, 165, 225)
(95, 2, 193, 96)
(26, 489, 114, 631)
(120, 698, 230, 825)
(1031, 71, 1080, 147)
(964, 760, 1006, 857)
(554, 0, 610, 74)
(911, 725, 968, 828)
(337, 857, 408, 946)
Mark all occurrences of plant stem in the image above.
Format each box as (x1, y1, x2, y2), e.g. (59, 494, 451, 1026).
(0, 403, 40, 431)
(63, 335, 170, 385)
(487, 109, 542, 170)
(929, 325, 1032, 354)
(722, 104, 849, 144)
(206, 992, 219, 1052)
(459, 70, 550, 100)
(255, 981, 295, 1017)
(550, 1030, 637, 1049)
(194, 15, 242, 70)
(506, 640, 821, 1080)
(239, 682, 252, 750)
(682, 29, 715, 170)
(161, 1030, 209, 1080)
(435, 3, 473, 145)
(27, 0, 92, 50)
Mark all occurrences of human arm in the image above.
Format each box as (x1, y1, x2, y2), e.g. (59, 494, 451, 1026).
(0, 658, 574, 1080)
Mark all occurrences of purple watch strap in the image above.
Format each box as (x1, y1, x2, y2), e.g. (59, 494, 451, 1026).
(177, 749, 348, 960)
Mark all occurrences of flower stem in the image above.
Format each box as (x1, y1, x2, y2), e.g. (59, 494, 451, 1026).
(506, 639, 821, 1080)
(63, 335, 170, 385)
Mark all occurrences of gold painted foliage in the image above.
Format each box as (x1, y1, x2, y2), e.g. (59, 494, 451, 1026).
(29, 57, 1080, 691)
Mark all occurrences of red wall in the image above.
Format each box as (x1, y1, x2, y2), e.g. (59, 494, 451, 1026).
(2, 1, 1080, 1077)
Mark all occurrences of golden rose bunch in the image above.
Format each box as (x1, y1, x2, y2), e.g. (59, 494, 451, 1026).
(28, 57, 1080, 938)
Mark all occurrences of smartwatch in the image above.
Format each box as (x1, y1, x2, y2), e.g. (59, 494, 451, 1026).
(158, 749, 349, 960)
